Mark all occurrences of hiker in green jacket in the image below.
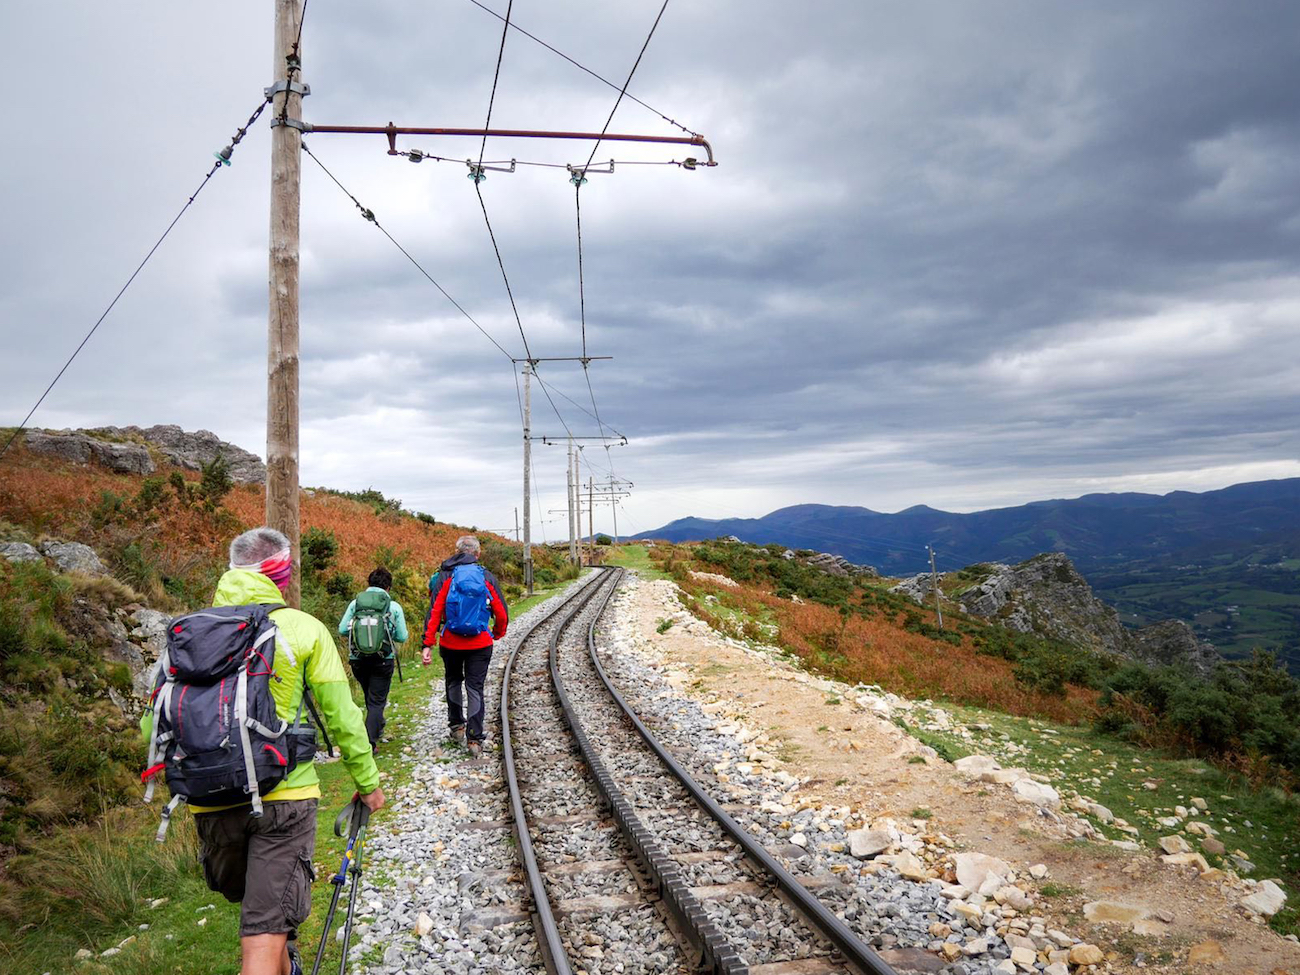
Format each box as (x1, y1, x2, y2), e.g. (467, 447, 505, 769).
(338, 567, 408, 751)
(141, 527, 385, 975)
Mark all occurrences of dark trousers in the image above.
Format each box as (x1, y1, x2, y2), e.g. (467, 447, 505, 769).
(350, 655, 395, 748)
(440, 644, 492, 742)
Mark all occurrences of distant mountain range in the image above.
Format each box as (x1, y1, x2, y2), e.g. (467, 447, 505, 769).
(634, 478, 1300, 576)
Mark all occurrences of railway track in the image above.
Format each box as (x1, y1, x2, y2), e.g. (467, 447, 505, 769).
(501, 568, 899, 975)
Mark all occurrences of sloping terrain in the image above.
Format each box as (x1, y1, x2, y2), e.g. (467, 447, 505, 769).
(604, 565, 1300, 968)
(635, 480, 1300, 668)
(635, 480, 1300, 575)
(0, 428, 577, 966)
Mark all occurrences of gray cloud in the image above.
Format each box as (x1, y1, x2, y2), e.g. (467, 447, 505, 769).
(2, 0, 1299, 539)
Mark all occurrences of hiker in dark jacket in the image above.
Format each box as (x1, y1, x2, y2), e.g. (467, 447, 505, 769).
(421, 535, 508, 758)
(338, 567, 408, 752)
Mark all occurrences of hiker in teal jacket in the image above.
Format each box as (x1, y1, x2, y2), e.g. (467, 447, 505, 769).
(141, 526, 384, 975)
(338, 567, 408, 750)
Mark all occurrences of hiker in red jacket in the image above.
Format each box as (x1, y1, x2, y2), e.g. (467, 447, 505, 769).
(422, 536, 508, 759)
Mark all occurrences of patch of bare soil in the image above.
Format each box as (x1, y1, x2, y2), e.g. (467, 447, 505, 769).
(619, 573, 1299, 975)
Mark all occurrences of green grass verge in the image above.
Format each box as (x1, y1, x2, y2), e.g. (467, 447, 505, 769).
(605, 544, 672, 580)
(0, 649, 440, 975)
(1, 579, 582, 974)
(893, 700, 1300, 938)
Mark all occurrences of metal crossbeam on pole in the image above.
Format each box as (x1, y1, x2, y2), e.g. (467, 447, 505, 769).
(300, 123, 717, 167)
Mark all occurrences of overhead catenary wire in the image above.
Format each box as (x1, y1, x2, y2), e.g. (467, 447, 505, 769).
(0, 95, 274, 464)
(462, 0, 701, 138)
(300, 141, 516, 363)
(570, 1, 674, 489)
(301, 140, 617, 544)
(471, 0, 537, 365)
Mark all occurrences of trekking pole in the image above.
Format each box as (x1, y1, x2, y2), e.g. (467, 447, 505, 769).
(393, 645, 404, 683)
(336, 801, 372, 975)
(304, 689, 336, 757)
(310, 797, 370, 975)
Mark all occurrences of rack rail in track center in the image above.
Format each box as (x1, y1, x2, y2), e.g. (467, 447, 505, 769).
(502, 568, 898, 975)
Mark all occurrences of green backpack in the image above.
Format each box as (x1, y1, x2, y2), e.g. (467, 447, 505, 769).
(350, 590, 393, 656)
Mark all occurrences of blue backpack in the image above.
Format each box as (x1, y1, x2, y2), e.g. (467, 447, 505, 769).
(444, 564, 491, 637)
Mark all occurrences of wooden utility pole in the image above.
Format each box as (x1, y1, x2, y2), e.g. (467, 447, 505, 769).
(267, 0, 305, 607)
(928, 544, 944, 629)
(522, 363, 533, 593)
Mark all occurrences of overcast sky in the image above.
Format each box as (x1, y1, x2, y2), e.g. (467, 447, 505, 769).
(2, 1, 1299, 541)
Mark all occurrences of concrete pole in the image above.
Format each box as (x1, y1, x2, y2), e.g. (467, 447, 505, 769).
(522, 363, 533, 593)
(566, 439, 577, 564)
(267, 0, 304, 607)
(588, 476, 594, 566)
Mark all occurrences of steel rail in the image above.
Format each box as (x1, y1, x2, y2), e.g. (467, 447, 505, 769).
(549, 569, 747, 975)
(585, 569, 900, 975)
(499, 571, 608, 975)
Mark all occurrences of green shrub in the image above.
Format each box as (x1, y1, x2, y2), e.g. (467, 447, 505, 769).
(1097, 651, 1300, 780)
(197, 454, 233, 511)
(324, 572, 355, 599)
(301, 527, 338, 580)
(90, 490, 127, 529)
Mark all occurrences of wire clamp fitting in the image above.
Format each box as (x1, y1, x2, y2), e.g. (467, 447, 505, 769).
(467, 162, 488, 184)
(407, 149, 426, 163)
(269, 117, 312, 133)
(567, 161, 614, 184)
(264, 80, 311, 100)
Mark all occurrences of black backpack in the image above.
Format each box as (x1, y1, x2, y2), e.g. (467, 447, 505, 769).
(142, 604, 314, 840)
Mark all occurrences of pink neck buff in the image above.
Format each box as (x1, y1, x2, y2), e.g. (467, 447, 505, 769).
(232, 548, 294, 594)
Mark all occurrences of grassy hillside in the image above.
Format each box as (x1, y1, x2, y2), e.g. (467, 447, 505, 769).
(0, 441, 577, 968)
(612, 541, 1300, 937)
(616, 541, 1300, 789)
(614, 543, 1103, 725)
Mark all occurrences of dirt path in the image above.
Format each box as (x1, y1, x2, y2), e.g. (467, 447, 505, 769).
(619, 572, 1300, 975)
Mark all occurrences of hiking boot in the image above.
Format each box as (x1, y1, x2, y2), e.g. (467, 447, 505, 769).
(449, 725, 467, 747)
(467, 740, 483, 760)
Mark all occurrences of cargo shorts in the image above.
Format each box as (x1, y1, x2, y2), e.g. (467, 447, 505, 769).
(195, 798, 318, 938)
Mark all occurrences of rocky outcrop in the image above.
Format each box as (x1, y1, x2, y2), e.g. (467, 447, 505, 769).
(25, 430, 155, 474)
(956, 554, 1132, 655)
(1128, 619, 1221, 674)
(896, 552, 1221, 673)
(119, 424, 265, 483)
(40, 539, 108, 575)
(806, 551, 878, 578)
(890, 574, 934, 604)
(24, 424, 265, 483)
(0, 541, 42, 563)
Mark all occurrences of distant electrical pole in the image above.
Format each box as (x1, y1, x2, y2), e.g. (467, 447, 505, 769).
(588, 475, 594, 565)
(521, 362, 533, 593)
(566, 438, 577, 564)
(514, 506, 519, 542)
(928, 544, 944, 629)
(267, 0, 305, 607)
